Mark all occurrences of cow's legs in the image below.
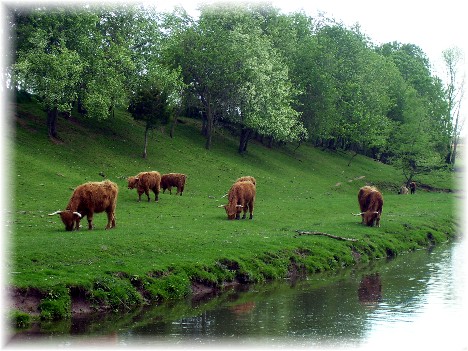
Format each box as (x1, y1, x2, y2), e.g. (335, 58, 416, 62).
(145, 189, 150, 202)
(87, 212, 94, 230)
(105, 210, 115, 229)
(153, 187, 159, 202)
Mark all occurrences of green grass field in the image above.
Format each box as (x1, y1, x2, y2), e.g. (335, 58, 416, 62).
(9, 99, 458, 319)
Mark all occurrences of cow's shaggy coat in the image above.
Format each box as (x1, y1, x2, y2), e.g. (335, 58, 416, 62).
(220, 181, 256, 220)
(128, 171, 161, 202)
(235, 176, 256, 186)
(49, 180, 118, 231)
(356, 186, 383, 227)
(160, 173, 186, 196)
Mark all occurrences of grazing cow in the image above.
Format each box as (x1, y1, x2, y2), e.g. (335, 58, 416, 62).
(354, 186, 384, 227)
(127, 171, 161, 202)
(409, 182, 417, 194)
(49, 180, 118, 231)
(399, 186, 409, 195)
(160, 173, 187, 196)
(218, 181, 256, 220)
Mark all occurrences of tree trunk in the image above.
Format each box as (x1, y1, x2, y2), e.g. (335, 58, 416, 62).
(170, 117, 178, 138)
(47, 107, 59, 139)
(347, 151, 358, 167)
(238, 127, 252, 154)
(204, 102, 214, 150)
(451, 135, 459, 166)
(143, 125, 149, 159)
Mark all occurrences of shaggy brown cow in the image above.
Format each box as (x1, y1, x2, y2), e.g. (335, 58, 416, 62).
(409, 181, 417, 194)
(160, 173, 186, 196)
(218, 181, 256, 220)
(49, 180, 118, 231)
(354, 186, 384, 227)
(127, 171, 161, 202)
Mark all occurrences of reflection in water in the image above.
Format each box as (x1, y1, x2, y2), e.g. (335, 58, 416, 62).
(9, 237, 467, 349)
(358, 273, 382, 306)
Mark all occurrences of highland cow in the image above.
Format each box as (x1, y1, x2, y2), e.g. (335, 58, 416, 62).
(218, 181, 256, 220)
(354, 186, 384, 227)
(409, 182, 417, 194)
(49, 180, 118, 231)
(160, 173, 187, 196)
(127, 171, 161, 202)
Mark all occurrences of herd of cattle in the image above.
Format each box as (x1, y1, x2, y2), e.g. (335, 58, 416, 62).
(48, 172, 417, 231)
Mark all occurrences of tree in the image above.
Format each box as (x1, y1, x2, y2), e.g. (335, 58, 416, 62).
(11, 5, 150, 138)
(389, 87, 444, 184)
(442, 47, 465, 166)
(168, 3, 306, 152)
(12, 8, 87, 140)
(128, 65, 185, 158)
(377, 41, 450, 175)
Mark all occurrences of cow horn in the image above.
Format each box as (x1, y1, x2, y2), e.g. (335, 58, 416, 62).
(48, 210, 62, 216)
(236, 205, 243, 208)
(221, 193, 228, 198)
(352, 212, 364, 216)
(217, 204, 225, 208)
(73, 211, 82, 218)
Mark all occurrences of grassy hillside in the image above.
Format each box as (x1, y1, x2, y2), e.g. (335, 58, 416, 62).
(9, 98, 457, 320)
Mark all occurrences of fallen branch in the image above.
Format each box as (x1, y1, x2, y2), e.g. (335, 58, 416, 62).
(294, 230, 358, 242)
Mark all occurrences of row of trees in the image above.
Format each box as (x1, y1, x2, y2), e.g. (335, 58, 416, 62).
(7, 3, 464, 181)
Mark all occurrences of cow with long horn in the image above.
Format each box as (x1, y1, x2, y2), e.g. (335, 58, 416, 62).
(218, 180, 256, 220)
(353, 186, 383, 227)
(49, 180, 118, 231)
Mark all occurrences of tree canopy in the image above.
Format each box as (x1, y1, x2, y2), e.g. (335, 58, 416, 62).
(7, 3, 462, 174)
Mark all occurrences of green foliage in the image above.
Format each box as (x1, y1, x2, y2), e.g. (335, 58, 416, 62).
(90, 275, 143, 312)
(9, 3, 457, 169)
(38, 286, 71, 320)
(10, 310, 31, 329)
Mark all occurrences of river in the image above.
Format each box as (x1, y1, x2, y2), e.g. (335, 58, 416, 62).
(8, 234, 467, 350)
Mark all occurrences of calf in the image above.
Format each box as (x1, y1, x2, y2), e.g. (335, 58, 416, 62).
(49, 180, 118, 231)
(160, 173, 187, 196)
(218, 181, 256, 220)
(354, 186, 384, 227)
(409, 182, 417, 194)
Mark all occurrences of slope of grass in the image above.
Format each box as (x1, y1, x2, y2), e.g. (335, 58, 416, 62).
(8, 98, 458, 319)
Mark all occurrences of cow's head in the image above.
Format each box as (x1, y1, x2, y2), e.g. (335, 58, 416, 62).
(218, 204, 242, 220)
(49, 210, 82, 231)
(127, 176, 139, 189)
(362, 211, 379, 227)
(353, 211, 380, 227)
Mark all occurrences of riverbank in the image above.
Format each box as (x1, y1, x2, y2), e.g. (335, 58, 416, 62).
(10, 239, 466, 349)
(8, 100, 458, 326)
